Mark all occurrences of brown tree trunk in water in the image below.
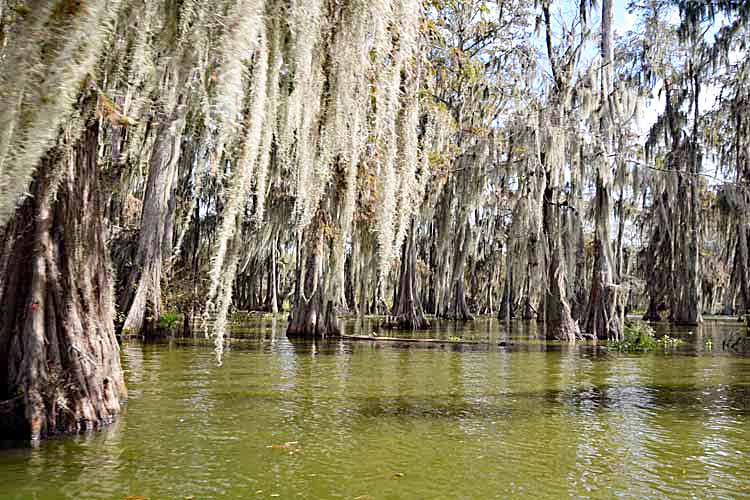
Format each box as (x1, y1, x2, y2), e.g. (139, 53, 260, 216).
(570, 224, 587, 321)
(440, 220, 474, 321)
(0, 120, 125, 440)
(270, 235, 279, 314)
(642, 298, 662, 322)
(119, 109, 184, 337)
(345, 248, 358, 315)
(542, 172, 580, 341)
(287, 212, 341, 338)
(425, 224, 438, 314)
(738, 211, 750, 316)
(584, 177, 622, 340)
(583, 0, 622, 341)
(671, 154, 703, 325)
(390, 219, 430, 329)
(664, 76, 702, 326)
(498, 268, 514, 320)
(735, 140, 750, 316)
(642, 189, 672, 321)
(182, 200, 201, 338)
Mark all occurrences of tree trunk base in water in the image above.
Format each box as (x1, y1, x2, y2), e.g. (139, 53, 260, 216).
(0, 124, 126, 440)
(545, 319, 580, 342)
(439, 311, 475, 322)
(286, 299, 342, 339)
(521, 300, 537, 320)
(642, 311, 662, 322)
(383, 314, 431, 331)
(642, 299, 664, 322)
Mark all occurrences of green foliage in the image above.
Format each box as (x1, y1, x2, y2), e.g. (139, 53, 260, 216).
(608, 323, 684, 353)
(158, 312, 181, 331)
(655, 334, 684, 349)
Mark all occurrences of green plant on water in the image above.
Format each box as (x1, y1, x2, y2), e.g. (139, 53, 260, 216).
(448, 336, 461, 342)
(704, 338, 713, 351)
(158, 312, 180, 331)
(608, 322, 684, 353)
(655, 334, 684, 348)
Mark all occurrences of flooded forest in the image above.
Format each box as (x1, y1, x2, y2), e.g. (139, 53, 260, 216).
(1, 0, 750, 498)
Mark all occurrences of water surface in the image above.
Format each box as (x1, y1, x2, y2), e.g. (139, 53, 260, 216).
(1, 317, 749, 499)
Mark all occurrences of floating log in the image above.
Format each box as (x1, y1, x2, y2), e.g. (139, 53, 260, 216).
(342, 334, 510, 346)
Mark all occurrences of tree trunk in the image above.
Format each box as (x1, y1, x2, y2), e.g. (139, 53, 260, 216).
(119, 109, 184, 337)
(671, 149, 703, 325)
(270, 235, 279, 314)
(615, 186, 626, 278)
(542, 171, 580, 341)
(425, 225, 438, 314)
(642, 188, 672, 321)
(737, 212, 750, 316)
(181, 200, 202, 338)
(498, 267, 514, 320)
(440, 220, 474, 321)
(0, 120, 125, 440)
(389, 219, 430, 329)
(584, 177, 622, 340)
(583, 0, 622, 341)
(663, 75, 703, 326)
(287, 211, 341, 338)
(345, 246, 358, 315)
(736, 140, 750, 316)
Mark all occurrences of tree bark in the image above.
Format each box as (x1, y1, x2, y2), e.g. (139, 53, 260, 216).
(119, 109, 184, 337)
(498, 267, 514, 320)
(642, 188, 673, 321)
(287, 211, 341, 338)
(389, 219, 430, 329)
(542, 171, 580, 341)
(583, 0, 622, 341)
(656, 73, 703, 325)
(736, 138, 750, 316)
(584, 176, 622, 340)
(737, 201, 750, 316)
(0, 119, 125, 440)
(269, 235, 279, 314)
(440, 220, 474, 321)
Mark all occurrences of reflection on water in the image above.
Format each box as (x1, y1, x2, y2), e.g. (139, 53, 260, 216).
(1, 318, 749, 500)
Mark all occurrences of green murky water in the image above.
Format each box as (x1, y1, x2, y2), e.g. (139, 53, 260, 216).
(2, 317, 750, 500)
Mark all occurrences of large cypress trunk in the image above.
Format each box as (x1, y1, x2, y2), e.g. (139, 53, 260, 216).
(389, 219, 430, 329)
(0, 120, 125, 440)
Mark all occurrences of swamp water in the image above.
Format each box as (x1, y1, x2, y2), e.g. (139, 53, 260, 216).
(1, 317, 750, 499)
